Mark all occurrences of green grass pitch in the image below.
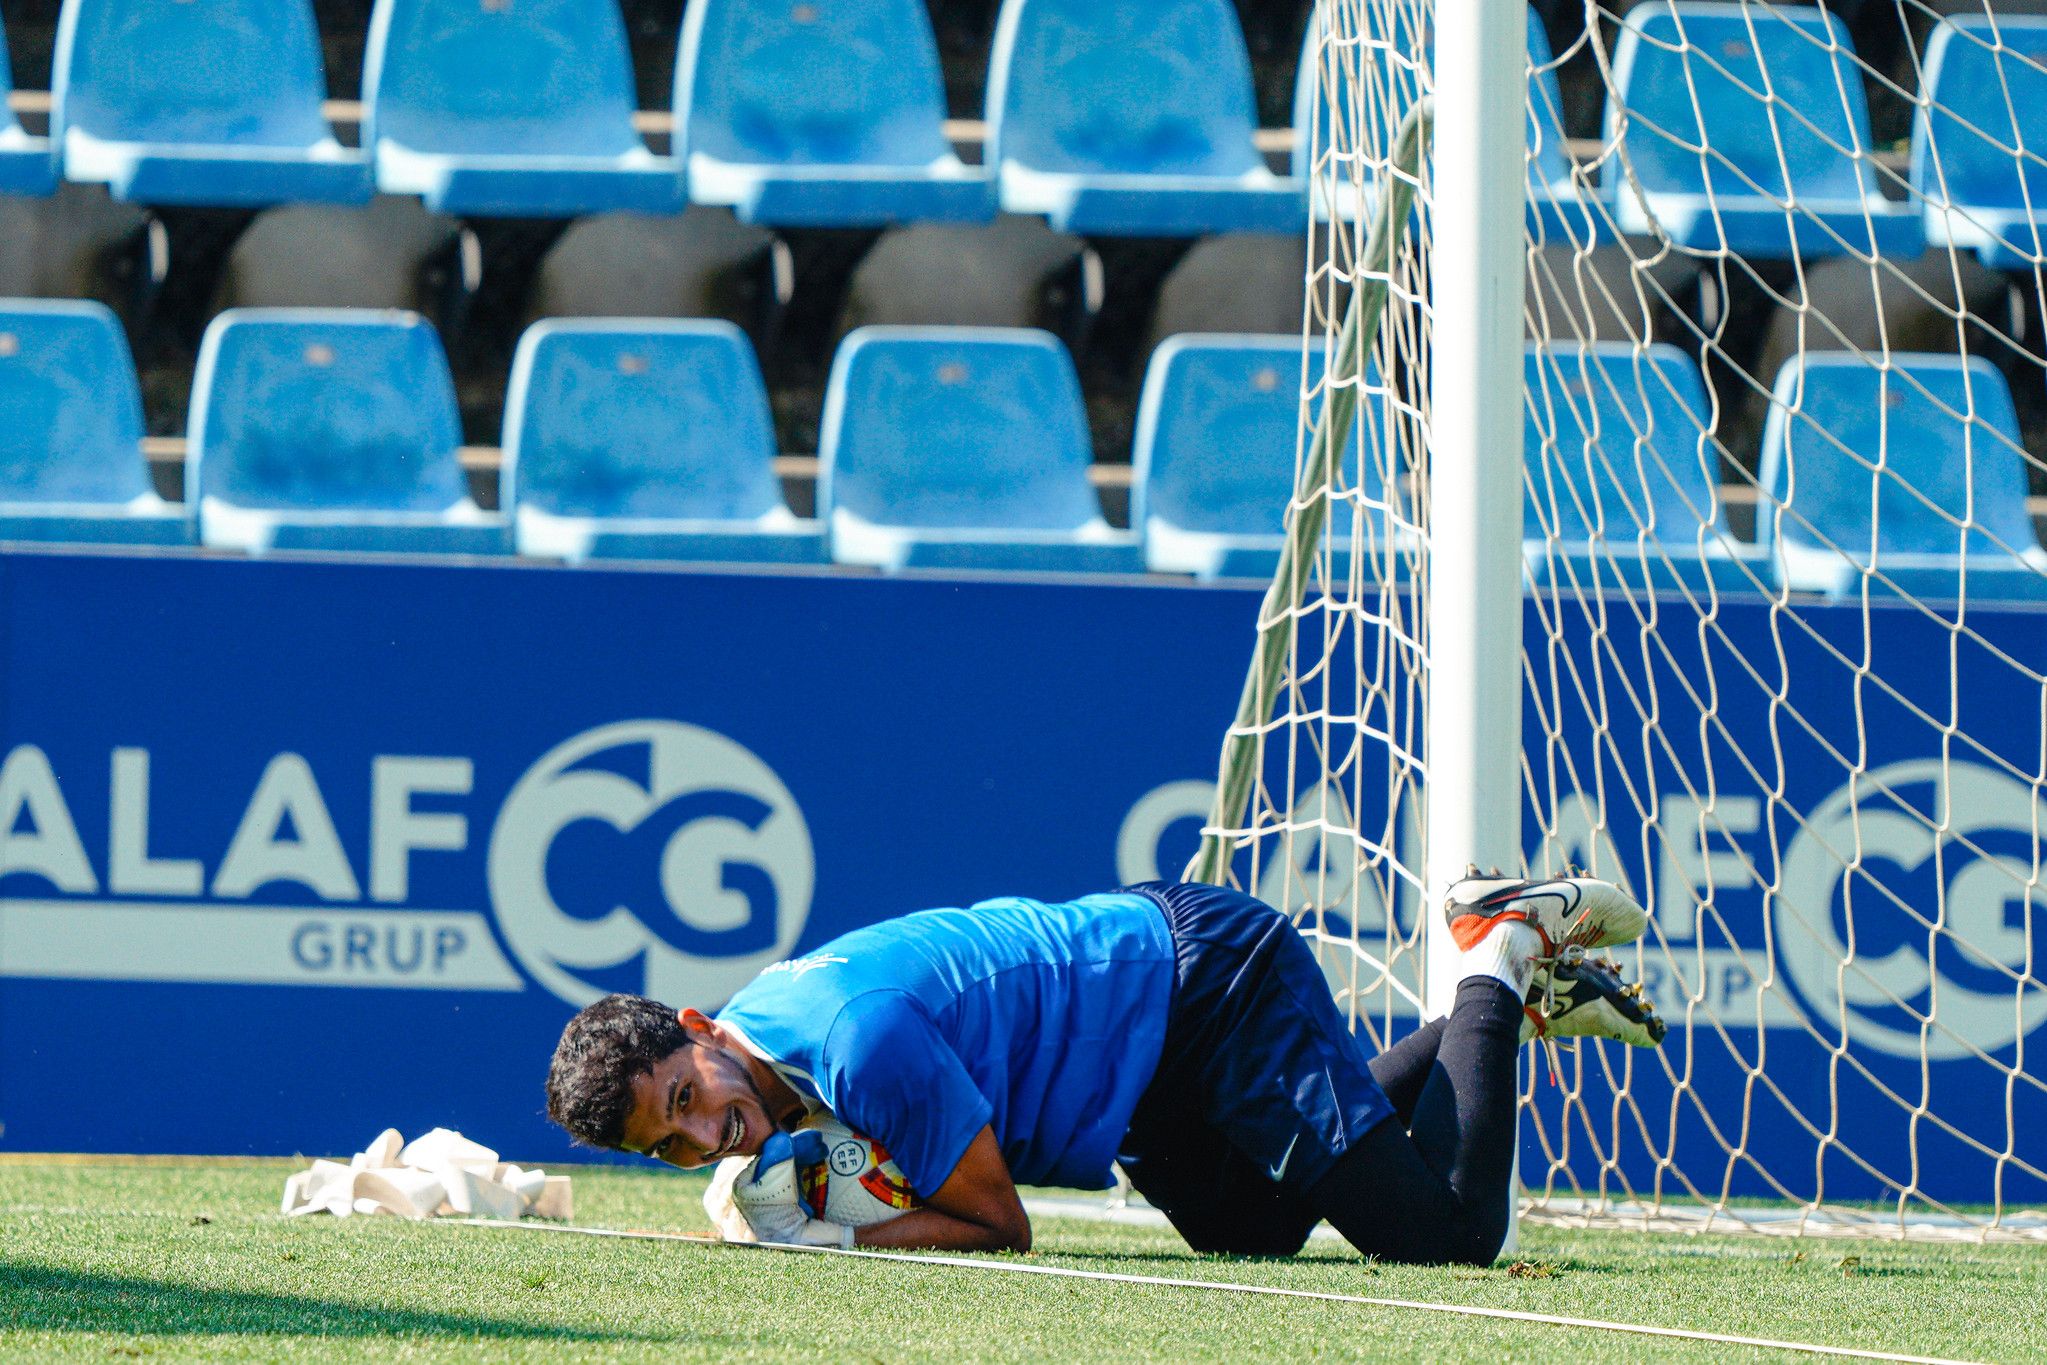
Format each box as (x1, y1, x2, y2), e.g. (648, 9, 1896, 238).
(3, 1157, 2043, 1362)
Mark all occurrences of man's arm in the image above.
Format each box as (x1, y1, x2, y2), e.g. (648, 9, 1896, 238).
(852, 1126, 1030, 1253)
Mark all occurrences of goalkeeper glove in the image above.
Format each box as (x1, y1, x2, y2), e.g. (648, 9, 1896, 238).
(720, 1130, 856, 1249)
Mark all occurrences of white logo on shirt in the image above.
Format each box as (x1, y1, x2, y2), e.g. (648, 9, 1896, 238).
(761, 953, 847, 980)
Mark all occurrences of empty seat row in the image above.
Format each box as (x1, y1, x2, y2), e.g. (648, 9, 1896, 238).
(1527, 341, 2047, 602)
(16, 2, 2047, 261)
(4, 300, 2040, 603)
(0, 303, 1260, 572)
(21, 1, 2044, 261)
(1318, 3, 2047, 270)
(0, 0, 1298, 237)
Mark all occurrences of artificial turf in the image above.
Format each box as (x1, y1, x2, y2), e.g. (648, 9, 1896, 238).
(1, 1157, 2042, 1362)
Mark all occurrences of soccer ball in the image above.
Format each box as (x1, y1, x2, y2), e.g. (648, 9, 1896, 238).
(792, 1116, 920, 1227)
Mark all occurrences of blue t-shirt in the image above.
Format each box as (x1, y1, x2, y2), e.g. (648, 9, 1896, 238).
(716, 892, 1175, 1195)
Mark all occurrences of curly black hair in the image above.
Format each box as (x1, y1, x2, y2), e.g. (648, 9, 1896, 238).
(544, 993, 693, 1150)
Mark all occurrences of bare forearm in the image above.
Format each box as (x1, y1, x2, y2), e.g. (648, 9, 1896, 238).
(853, 1207, 1029, 1252)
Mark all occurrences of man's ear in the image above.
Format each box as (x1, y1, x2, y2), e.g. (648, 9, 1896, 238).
(678, 1008, 716, 1038)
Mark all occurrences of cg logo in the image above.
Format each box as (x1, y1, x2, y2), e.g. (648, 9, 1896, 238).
(487, 721, 814, 1007)
(1775, 759, 2047, 1059)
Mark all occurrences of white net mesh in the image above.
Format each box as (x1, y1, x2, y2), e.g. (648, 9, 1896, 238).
(1207, 0, 1437, 1053)
(1212, 0, 2047, 1243)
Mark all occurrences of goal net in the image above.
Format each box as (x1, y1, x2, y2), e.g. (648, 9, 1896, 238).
(1197, 0, 2047, 1243)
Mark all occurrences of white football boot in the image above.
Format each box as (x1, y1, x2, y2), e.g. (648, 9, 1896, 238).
(1519, 946, 1667, 1048)
(1444, 873, 1649, 957)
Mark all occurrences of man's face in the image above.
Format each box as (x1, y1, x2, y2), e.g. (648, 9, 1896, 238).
(618, 1013, 779, 1169)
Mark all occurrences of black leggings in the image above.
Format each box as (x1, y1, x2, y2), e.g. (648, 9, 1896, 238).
(1306, 977, 1523, 1265)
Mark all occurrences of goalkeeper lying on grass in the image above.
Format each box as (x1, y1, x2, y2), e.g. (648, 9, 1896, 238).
(544, 877, 1663, 1264)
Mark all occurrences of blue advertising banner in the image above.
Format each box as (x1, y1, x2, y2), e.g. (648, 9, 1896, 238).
(0, 549, 2041, 1211)
(0, 552, 1251, 1167)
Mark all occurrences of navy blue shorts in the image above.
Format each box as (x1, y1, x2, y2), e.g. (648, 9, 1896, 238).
(1117, 881, 1394, 1255)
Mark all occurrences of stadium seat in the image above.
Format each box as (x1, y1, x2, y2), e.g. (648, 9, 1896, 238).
(1741, 250, 2027, 463)
(1292, 5, 1593, 241)
(985, 0, 1304, 237)
(1145, 235, 1308, 350)
(50, 0, 371, 208)
(0, 300, 187, 545)
(1133, 334, 1393, 582)
(834, 217, 1097, 341)
(503, 319, 824, 565)
(362, 0, 677, 218)
(527, 208, 788, 335)
(1757, 353, 2047, 602)
(1606, 4, 1922, 260)
(212, 198, 475, 315)
(1524, 240, 1708, 349)
(1524, 342, 1758, 594)
(188, 309, 503, 555)
(0, 17, 57, 196)
(1523, 10, 1598, 245)
(0, 183, 162, 306)
(674, 0, 992, 228)
(1912, 16, 2047, 271)
(819, 326, 1141, 572)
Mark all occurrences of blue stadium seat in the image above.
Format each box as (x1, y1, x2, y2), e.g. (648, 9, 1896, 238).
(1912, 17, 2047, 271)
(1757, 353, 2047, 602)
(0, 300, 187, 545)
(1606, 4, 1921, 260)
(819, 326, 1141, 572)
(674, 0, 991, 228)
(363, 0, 677, 218)
(50, 0, 370, 208)
(986, 0, 1304, 237)
(1524, 342, 1759, 594)
(1523, 11, 1598, 245)
(1292, 5, 1596, 242)
(1132, 335, 1396, 582)
(189, 309, 504, 555)
(0, 19, 57, 196)
(503, 319, 825, 564)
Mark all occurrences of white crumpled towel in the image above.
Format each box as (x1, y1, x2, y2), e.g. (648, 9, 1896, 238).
(281, 1127, 573, 1221)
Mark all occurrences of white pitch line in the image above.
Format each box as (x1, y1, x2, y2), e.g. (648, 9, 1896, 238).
(452, 1219, 1980, 1365)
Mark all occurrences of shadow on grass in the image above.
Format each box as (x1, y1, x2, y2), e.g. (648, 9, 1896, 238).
(1032, 1247, 1369, 1271)
(0, 1262, 638, 1343)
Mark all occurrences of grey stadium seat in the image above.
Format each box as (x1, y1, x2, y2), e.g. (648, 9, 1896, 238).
(524, 207, 790, 343)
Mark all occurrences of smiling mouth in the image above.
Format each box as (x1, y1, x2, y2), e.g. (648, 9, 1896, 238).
(710, 1109, 743, 1161)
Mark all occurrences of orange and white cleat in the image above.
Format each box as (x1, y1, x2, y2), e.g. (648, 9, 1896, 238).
(1444, 874, 1650, 958)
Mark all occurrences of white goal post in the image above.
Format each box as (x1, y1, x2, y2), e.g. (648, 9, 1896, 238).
(1192, 0, 2047, 1243)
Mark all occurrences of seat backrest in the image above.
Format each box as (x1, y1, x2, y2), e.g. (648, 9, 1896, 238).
(676, 0, 951, 167)
(1135, 335, 1386, 540)
(190, 309, 468, 512)
(504, 319, 784, 521)
(821, 326, 1100, 531)
(987, 0, 1263, 178)
(364, 0, 642, 157)
(1912, 17, 2047, 216)
(1525, 9, 1575, 191)
(1609, 3, 1880, 205)
(1290, 0, 1425, 185)
(1524, 342, 1724, 544)
(53, 0, 333, 147)
(1290, 6, 1570, 190)
(1759, 353, 2037, 558)
(0, 300, 150, 504)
